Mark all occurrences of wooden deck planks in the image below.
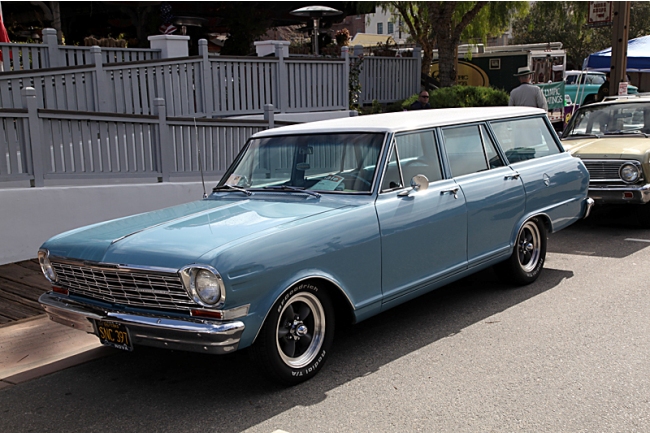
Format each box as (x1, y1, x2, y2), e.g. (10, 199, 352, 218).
(0, 259, 48, 325)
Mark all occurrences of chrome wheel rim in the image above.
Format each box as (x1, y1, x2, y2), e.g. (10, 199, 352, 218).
(517, 221, 541, 273)
(276, 292, 325, 369)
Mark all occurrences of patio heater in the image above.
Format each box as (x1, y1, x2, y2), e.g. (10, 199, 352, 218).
(290, 6, 342, 55)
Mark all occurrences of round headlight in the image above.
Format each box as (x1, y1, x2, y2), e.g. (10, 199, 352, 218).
(620, 163, 640, 184)
(38, 249, 58, 283)
(180, 265, 225, 307)
(195, 269, 222, 305)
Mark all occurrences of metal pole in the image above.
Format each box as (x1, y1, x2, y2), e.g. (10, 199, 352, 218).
(610, 1, 630, 96)
(313, 18, 319, 55)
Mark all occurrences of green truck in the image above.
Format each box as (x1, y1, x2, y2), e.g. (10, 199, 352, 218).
(564, 70, 638, 106)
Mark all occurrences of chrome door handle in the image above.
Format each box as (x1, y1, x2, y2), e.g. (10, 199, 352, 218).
(441, 187, 459, 199)
(504, 173, 521, 180)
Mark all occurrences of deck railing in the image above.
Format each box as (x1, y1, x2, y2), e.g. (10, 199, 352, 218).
(0, 42, 359, 118)
(0, 87, 296, 187)
(1, 38, 421, 117)
(0, 29, 159, 71)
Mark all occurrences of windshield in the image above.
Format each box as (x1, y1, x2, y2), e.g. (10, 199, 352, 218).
(217, 133, 386, 194)
(565, 73, 605, 86)
(563, 102, 650, 138)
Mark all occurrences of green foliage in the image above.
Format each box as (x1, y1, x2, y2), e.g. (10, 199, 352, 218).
(358, 99, 406, 115)
(349, 55, 364, 109)
(401, 86, 508, 110)
(388, 1, 528, 86)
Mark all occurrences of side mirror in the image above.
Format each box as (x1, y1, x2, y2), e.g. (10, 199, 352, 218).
(398, 174, 429, 197)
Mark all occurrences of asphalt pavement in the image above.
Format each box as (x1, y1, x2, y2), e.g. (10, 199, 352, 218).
(1, 209, 649, 433)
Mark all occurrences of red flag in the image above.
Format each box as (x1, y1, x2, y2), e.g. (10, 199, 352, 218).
(0, 15, 10, 62)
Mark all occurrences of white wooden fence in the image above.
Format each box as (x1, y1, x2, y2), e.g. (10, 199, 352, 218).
(0, 87, 294, 187)
(0, 34, 422, 189)
(0, 42, 356, 118)
(1, 42, 421, 117)
(0, 29, 159, 71)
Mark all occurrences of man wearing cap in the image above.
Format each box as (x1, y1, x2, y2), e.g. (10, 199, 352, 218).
(509, 66, 548, 110)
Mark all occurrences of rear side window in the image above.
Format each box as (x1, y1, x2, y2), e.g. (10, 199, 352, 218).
(489, 117, 560, 163)
(441, 125, 504, 177)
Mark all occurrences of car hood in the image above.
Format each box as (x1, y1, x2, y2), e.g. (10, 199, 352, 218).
(42, 196, 349, 269)
(562, 136, 650, 160)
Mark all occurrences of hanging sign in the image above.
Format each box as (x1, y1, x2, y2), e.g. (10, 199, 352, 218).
(587, 1, 613, 27)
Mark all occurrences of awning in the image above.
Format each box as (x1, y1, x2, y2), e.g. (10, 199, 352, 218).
(350, 33, 395, 48)
(583, 35, 650, 73)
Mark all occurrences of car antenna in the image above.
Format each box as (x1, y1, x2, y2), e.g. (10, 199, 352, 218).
(194, 117, 207, 199)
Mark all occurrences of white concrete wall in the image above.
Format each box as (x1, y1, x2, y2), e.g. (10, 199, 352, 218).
(0, 182, 209, 265)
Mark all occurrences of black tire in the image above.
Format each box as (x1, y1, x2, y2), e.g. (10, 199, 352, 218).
(251, 282, 334, 385)
(496, 217, 547, 286)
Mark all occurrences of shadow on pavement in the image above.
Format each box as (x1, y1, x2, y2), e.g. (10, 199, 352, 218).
(0, 266, 572, 432)
(547, 206, 650, 259)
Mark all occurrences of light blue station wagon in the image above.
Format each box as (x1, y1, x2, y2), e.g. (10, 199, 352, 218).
(38, 107, 593, 384)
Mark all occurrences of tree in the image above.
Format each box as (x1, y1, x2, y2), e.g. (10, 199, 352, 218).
(389, 2, 528, 87)
(512, 1, 650, 70)
(387, 3, 434, 77)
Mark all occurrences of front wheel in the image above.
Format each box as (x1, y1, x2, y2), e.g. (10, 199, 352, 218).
(251, 283, 334, 385)
(496, 217, 547, 286)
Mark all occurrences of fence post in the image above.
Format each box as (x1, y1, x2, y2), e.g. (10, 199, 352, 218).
(198, 39, 213, 118)
(154, 98, 172, 182)
(22, 87, 45, 187)
(264, 104, 275, 129)
(90, 46, 110, 112)
(275, 43, 288, 113)
(42, 28, 60, 68)
(341, 46, 350, 110)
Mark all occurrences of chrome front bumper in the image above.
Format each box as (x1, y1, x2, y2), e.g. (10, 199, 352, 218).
(39, 292, 245, 355)
(588, 183, 650, 205)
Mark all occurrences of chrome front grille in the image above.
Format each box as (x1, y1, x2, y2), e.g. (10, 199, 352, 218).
(582, 159, 642, 183)
(52, 261, 195, 311)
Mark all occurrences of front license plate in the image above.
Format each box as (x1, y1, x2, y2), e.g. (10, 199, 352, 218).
(96, 320, 133, 351)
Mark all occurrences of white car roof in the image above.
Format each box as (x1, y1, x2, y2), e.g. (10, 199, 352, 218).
(254, 106, 545, 137)
(564, 70, 605, 77)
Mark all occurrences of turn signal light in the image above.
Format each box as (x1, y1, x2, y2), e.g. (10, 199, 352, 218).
(52, 286, 69, 295)
(190, 309, 223, 319)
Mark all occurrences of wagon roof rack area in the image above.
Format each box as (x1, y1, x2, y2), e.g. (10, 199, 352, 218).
(602, 93, 650, 102)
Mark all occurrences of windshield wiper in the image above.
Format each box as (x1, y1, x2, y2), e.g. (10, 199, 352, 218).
(603, 130, 650, 138)
(564, 132, 602, 139)
(262, 185, 321, 198)
(212, 184, 252, 196)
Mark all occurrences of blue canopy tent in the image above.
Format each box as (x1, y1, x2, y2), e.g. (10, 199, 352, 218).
(583, 35, 650, 72)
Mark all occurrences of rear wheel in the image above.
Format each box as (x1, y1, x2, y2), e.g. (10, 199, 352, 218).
(251, 282, 334, 385)
(496, 217, 547, 286)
